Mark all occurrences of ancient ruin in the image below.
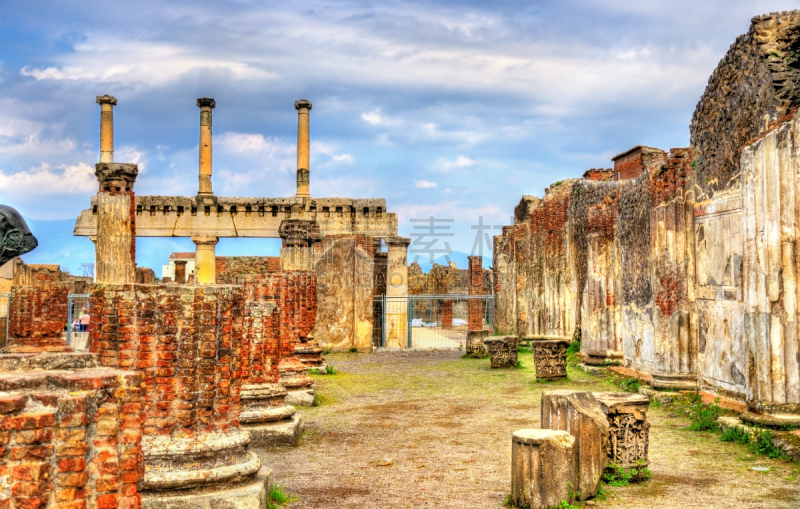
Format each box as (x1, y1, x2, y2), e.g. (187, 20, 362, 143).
(494, 11, 800, 427)
(510, 428, 576, 509)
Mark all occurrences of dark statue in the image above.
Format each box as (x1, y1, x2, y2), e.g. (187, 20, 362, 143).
(0, 205, 38, 266)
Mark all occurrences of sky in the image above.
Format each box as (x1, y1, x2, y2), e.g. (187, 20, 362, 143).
(1, 0, 797, 275)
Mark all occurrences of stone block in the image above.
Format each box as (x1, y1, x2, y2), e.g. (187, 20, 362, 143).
(541, 390, 609, 499)
(651, 372, 697, 390)
(533, 339, 569, 380)
(593, 392, 650, 469)
(511, 429, 576, 509)
(465, 330, 489, 357)
(285, 387, 316, 407)
(246, 414, 305, 447)
(141, 465, 273, 509)
(484, 335, 518, 368)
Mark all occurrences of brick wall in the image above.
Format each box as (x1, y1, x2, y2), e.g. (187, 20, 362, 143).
(7, 284, 70, 351)
(90, 284, 245, 436)
(441, 300, 453, 330)
(0, 368, 143, 509)
(216, 257, 282, 282)
(467, 256, 489, 331)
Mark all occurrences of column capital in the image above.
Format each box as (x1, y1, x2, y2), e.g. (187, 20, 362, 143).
(96, 95, 117, 106)
(294, 99, 312, 111)
(191, 235, 219, 245)
(386, 236, 411, 248)
(197, 97, 216, 108)
(96, 163, 137, 189)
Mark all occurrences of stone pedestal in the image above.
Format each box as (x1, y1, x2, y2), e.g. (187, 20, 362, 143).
(541, 391, 609, 500)
(651, 372, 697, 390)
(533, 339, 569, 380)
(484, 335, 518, 368)
(582, 350, 623, 366)
(295, 344, 326, 371)
(511, 429, 576, 509)
(240, 383, 304, 447)
(740, 407, 800, 428)
(465, 330, 489, 357)
(280, 356, 316, 406)
(593, 392, 650, 469)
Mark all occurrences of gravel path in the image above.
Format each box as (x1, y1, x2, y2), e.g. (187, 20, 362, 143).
(257, 350, 800, 509)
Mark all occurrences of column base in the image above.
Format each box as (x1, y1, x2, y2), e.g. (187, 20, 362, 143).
(142, 466, 273, 509)
(651, 372, 697, 391)
(285, 386, 316, 406)
(295, 345, 325, 367)
(740, 410, 800, 428)
(582, 350, 623, 366)
(245, 414, 305, 447)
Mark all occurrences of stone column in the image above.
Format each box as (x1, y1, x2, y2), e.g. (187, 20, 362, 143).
(386, 237, 410, 348)
(541, 391, 609, 500)
(295, 99, 312, 198)
(197, 97, 216, 196)
(95, 162, 137, 284)
(96, 95, 117, 163)
(174, 260, 187, 284)
(593, 392, 651, 469)
(511, 429, 577, 509)
(193, 235, 218, 285)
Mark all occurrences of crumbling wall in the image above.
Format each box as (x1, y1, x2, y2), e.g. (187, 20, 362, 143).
(216, 256, 282, 280)
(691, 11, 800, 201)
(0, 363, 144, 509)
(7, 284, 70, 351)
(467, 256, 490, 331)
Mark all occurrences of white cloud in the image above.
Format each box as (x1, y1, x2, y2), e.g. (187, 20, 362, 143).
(415, 179, 437, 188)
(435, 155, 476, 171)
(332, 153, 354, 163)
(361, 109, 401, 126)
(0, 162, 96, 197)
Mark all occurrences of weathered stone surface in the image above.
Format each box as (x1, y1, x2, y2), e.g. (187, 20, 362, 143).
(5, 284, 70, 352)
(142, 466, 273, 509)
(511, 429, 576, 509)
(484, 335, 518, 368)
(0, 351, 97, 371)
(465, 330, 489, 357)
(533, 339, 569, 380)
(594, 392, 650, 469)
(541, 390, 609, 499)
(651, 372, 697, 390)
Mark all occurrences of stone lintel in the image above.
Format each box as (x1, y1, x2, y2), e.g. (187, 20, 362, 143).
(386, 236, 411, 247)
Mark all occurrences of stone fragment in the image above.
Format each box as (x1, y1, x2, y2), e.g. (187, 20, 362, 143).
(533, 339, 569, 380)
(465, 330, 489, 357)
(511, 429, 577, 509)
(541, 390, 609, 500)
(484, 335, 518, 368)
(593, 392, 650, 469)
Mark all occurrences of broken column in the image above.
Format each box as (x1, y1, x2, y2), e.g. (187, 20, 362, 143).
(541, 390, 609, 500)
(193, 235, 218, 285)
(95, 162, 138, 284)
(90, 284, 272, 508)
(197, 97, 215, 196)
(4, 284, 70, 353)
(484, 335, 518, 368)
(279, 272, 317, 406)
(511, 429, 576, 509)
(295, 99, 311, 198)
(385, 237, 410, 348)
(593, 392, 650, 469)
(533, 339, 570, 380)
(96, 95, 116, 163)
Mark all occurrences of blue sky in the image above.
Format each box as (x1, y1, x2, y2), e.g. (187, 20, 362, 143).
(1, 0, 796, 275)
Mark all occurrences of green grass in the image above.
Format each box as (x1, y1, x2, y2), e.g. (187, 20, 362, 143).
(687, 395, 721, 432)
(619, 377, 641, 393)
(721, 426, 751, 444)
(267, 485, 294, 509)
(751, 430, 787, 459)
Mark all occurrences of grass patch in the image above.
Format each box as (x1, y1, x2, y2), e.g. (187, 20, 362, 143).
(348, 347, 358, 353)
(326, 364, 337, 375)
(687, 394, 722, 432)
(619, 377, 641, 393)
(602, 461, 651, 487)
(751, 430, 787, 459)
(565, 341, 581, 365)
(313, 393, 332, 407)
(267, 485, 294, 509)
(721, 426, 751, 444)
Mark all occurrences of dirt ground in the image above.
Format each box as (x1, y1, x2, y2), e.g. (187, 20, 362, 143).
(257, 350, 800, 509)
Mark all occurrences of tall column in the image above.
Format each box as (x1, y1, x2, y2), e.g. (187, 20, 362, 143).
(295, 99, 312, 198)
(96, 95, 117, 163)
(192, 235, 218, 285)
(95, 163, 138, 284)
(197, 97, 216, 196)
(386, 237, 410, 348)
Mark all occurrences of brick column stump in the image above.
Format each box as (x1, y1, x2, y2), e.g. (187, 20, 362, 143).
(511, 429, 577, 509)
(533, 339, 570, 380)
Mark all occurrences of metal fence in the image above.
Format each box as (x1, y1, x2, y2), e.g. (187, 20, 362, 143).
(373, 294, 493, 349)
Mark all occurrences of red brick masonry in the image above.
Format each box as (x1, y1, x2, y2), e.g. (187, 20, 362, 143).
(7, 285, 70, 352)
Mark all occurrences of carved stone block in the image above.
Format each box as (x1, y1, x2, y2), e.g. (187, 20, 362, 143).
(533, 339, 569, 380)
(511, 429, 577, 509)
(593, 392, 650, 469)
(465, 330, 489, 357)
(484, 335, 518, 368)
(541, 391, 609, 500)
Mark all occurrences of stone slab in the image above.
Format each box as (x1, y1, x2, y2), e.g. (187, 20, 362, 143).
(651, 372, 697, 390)
(141, 466, 273, 509)
(246, 414, 305, 447)
(285, 387, 315, 406)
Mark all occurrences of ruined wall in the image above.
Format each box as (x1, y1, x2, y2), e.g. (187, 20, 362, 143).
(7, 284, 70, 351)
(467, 256, 490, 331)
(11, 260, 92, 293)
(0, 363, 143, 509)
(691, 11, 800, 201)
(216, 256, 282, 280)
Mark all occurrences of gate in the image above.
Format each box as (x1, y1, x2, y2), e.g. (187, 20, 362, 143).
(373, 294, 493, 349)
(66, 293, 91, 351)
